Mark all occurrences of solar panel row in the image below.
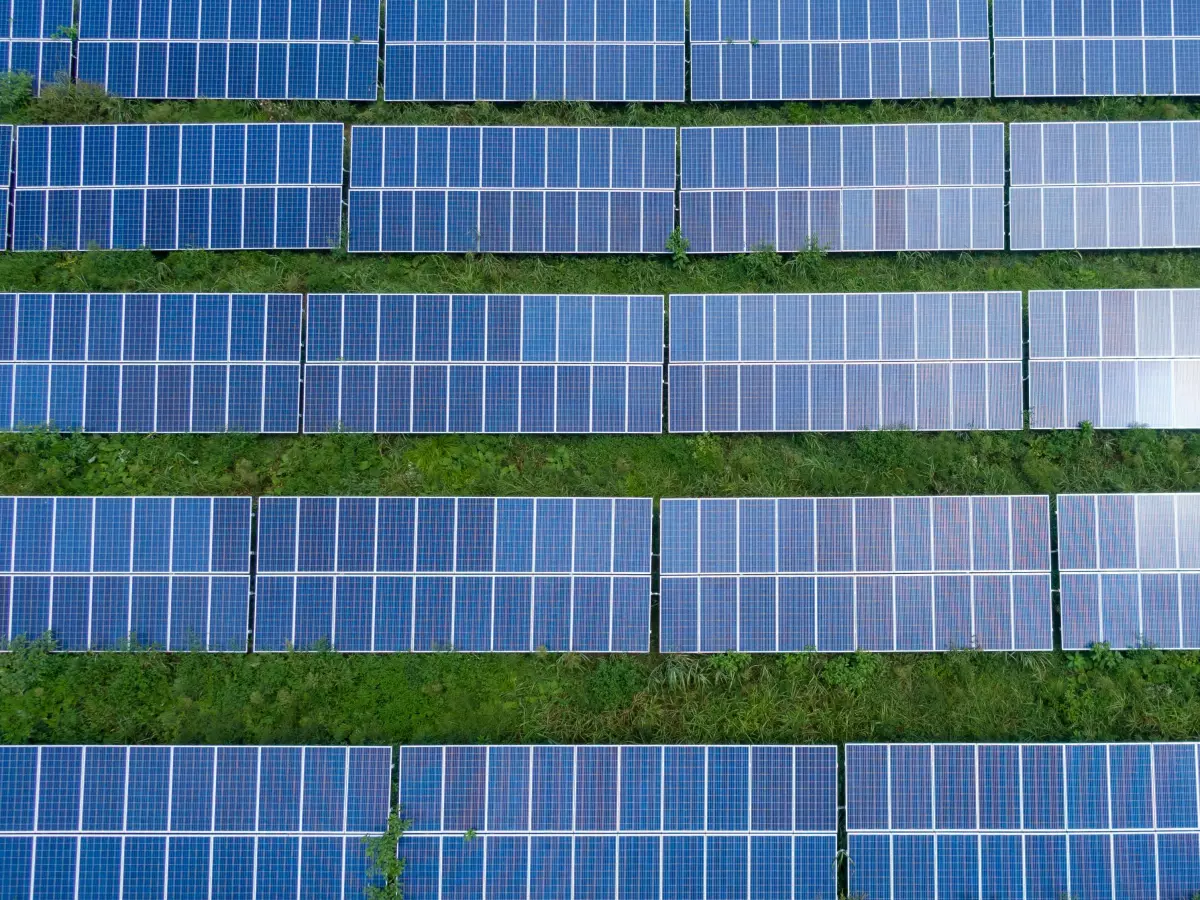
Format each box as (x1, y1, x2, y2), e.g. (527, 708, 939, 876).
(690, 0, 991, 100)
(397, 744, 839, 900)
(302, 294, 664, 434)
(0, 0, 72, 94)
(994, 0, 1200, 96)
(76, 0, 381, 99)
(668, 293, 1023, 433)
(847, 742, 1200, 900)
(679, 124, 1005, 253)
(0, 294, 302, 433)
(12, 123, 344, 252)
(1010, 121, 1200, 251)
(0, 744, 392, 900)
(1029, 289, 1200, 429)
(0, 496, 252, 651)
(659, 496, 1053, 653)
(252, 496, 653, 652)
(384, 0, 685, 101)
(347, 126, 677, 253)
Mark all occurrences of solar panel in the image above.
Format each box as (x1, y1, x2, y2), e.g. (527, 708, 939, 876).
(0, 496, 251, 651)
(0, 0, 72, 94)
(13, 123, 345, 251)
(0, 293, 301, 433)
(348, 126, 677, 253)
(0, 126, 11, 245)
(1010, 120, 1200, 250)
(668, 293, 1023, 433)
(397, 744, 839, 900)
(680, 124, 1004, 253)
(253, 496, 653, 652)
(847, 742, 1200, 900)
(994, 0, 1200, 96)
(384, 0, 684, 101)
(690, 0, 990, 100)
(1029, 289, 1200, 429)
(76, 0, 380, 99)
(303, 294, 663, 434)
(0, 744, 392, 899)
(1058, 492, 1200, 650)
(659, 495, 1053, 653)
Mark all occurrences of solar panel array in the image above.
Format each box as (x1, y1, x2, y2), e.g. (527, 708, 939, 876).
(0, 293, 302, 433)
(668, 293, 1023, 433)
(76, 0, 381, 99)
(0, 496, 251, 651)
(397, 744, 839, 900)
(847, 742, 1200, 900)
(994, 0, 1200, 96)
(347, 126, 677, 253)
(1010, 120, 1200, 251)
(1058, 493, 1200, 651)
(680, 124, 1005, 253)
(690, 0, 990, 100)
(0, 126, 11, 243)
(659, 496, 1053, 653)
(303, 294, 663, 434)
(13, 123, 344, 251)
(1029, 289, 1200, 430)
(384, 0, 685, 101)
(0, 0, 72, 93)
(254, 496, 653, 652)
(0, 744, 392, 899)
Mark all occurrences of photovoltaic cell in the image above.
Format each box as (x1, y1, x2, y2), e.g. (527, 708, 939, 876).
(0, 294, 302, 433)
(0, 744, 392, 900)
(77, 0, 381, 98)
(680, 124, 1005, 253)
(847, 742, 1200, 900)
(0, 496, 251, 651)
(253, 496, 653, 652)
(690, 0, 990, 100)
(0, 126, 11, 243)
(348, 126, 677, 253)
(0, 0, 72, 94)
(994, 0, 1200, 96)
(1009, 120, 1200, 250)
(396, 744, 839, 900)
(1029, 289, 1200, 429)
(668, 293, 1023, 433)
(13, 123, 345, 251)
(659, 496, 1053, 653)
(385, 0, 684, 101)
(303, 294, 663, 434)
(1058, 492, 1200, 650)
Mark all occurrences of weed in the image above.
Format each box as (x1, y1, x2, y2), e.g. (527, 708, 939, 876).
(363, 813, 409, 900)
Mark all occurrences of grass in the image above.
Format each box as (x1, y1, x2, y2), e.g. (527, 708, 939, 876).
(2, 81, 1200, 838)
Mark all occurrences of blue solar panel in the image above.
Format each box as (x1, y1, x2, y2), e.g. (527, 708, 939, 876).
(348, 126, 677, 253)
(303, 294, 663, 434)
(1029, 289, 1200, 429)
(0, 126, 11, 245)
(659, 496, 1053, 653)
(680, 124, 1005, 253)
(995, 0, 1200, 96)
(397, 744, 839, 900)
(1059, 492, 1200, 650)
(1010, 120, 1200, 250)
(385, 0, 684, 101)
(77, 0, 380, 99)
(13, 123, 344, 251)
(847, 742, 1200, 900)
(668, 293, 1024, 433)
(0, 293, 301, 433)
(690, 0, 990, 100)
(0, 744, 392, 899)
(0, 496, 251, 651)
(253, 496, 653, 652)
(0, 0, 72, 94)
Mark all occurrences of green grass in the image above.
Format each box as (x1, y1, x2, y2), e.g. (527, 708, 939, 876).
(4, 84, 1200, 756)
